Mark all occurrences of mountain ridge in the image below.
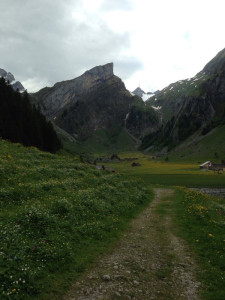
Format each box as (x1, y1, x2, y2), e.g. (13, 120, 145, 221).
(0, 68, 25, 92)
(141, 48, 225, 153)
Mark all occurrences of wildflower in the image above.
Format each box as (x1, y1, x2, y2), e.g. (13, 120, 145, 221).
(195, 240, 199, 242)
(208, 233, 213, 237)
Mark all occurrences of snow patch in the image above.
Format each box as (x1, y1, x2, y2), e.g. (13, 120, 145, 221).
(152, 106, 161, 111)
(142, 93, 150, 101)
(125, 113, 130, 121)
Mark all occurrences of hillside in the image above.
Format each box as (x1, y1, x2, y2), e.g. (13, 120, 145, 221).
(0, 139, 151, 299)
(167, 124, 225, 162)
(142, 48, 225, 152)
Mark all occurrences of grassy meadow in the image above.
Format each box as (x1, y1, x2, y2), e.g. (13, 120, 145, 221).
(0, 139, 152, 299)
(1, 137, 225, 299)
(103, 151, 225, 187)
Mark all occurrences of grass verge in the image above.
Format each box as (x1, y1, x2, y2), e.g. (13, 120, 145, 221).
(172, 188, 225, 300)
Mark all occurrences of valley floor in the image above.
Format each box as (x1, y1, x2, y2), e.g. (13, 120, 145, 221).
(63, 189, 200, 300)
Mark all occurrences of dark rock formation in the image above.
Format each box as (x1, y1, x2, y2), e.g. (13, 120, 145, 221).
(0, 68, 25, 92)
(12, 81, 25, 92)
(0, 68, 7, 77)
(132, 87, 146, 98)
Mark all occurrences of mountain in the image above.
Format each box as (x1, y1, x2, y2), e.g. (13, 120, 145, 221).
(34, 63, 114, 119)
(132, 87, 153, 101)
(141, 48, 225, 152)
(132, 87, 146, 98)
(33, 64, 159, 150)
(0, 68, 25, 92)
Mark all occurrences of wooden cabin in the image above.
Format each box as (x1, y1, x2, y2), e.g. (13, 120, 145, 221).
(200, 161, 212, 169)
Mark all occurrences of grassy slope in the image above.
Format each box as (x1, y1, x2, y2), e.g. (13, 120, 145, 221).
(0, 139, 152, 299)
(61, 127, 136, 156)
(168, 124, 225, 162)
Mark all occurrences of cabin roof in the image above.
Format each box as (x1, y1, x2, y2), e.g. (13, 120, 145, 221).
(200, 161, 211, 167)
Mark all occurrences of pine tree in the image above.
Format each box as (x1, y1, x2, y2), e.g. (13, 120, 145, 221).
(0, 77, 62, 153)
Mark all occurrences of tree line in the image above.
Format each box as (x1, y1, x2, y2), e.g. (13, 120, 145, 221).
(0, 77, 61, 153)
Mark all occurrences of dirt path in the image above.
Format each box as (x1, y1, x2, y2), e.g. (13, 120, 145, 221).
(64, 188, 201, 300)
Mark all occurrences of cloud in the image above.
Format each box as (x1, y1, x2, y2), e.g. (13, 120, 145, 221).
(100, 0, 134, 11)
(0, 0, 135, 92)
(114, 57, 144, 80)
(1, 0, 225, 94)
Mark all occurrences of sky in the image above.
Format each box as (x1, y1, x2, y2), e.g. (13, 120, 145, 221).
(1, 0, 225, 93)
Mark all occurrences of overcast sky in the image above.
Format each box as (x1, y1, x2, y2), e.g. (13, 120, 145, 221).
(1, 0, 225, 93)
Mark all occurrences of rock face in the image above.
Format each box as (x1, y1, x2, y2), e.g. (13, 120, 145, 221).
(132, 87, 146, 98)
(0, 68, 25, 92)
(0, 68, 8, 78)
(12, 81, 25, 92)
(34, 63, 114, 118)
(34, 63, 159, 141)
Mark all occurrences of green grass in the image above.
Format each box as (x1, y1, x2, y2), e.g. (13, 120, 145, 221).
(61, 127, 136, 156)
(103, 152, 225, 187)
(169, 124, 225, 162)
(0, 139, 153, 299)
(173, 188, 225, 300)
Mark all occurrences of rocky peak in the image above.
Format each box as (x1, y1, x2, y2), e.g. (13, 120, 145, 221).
(0, 67, 25, 92)
(35, 63, 115, 118)
(84, 62, 113, 80)
(132, 87, 145, 98)
(0, 68, 7, 77)
(132, 86, 153, 101)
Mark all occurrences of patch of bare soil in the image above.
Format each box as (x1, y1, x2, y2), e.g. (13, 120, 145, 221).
(63, 188, 200, 300)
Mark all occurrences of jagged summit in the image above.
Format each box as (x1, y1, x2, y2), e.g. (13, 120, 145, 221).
(132, 87, 145, 98)
(84, 62, 114, 80)
(132, 86, 154, 101)
(34, 63, 116, 118)
(0, 68, 25, 92)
